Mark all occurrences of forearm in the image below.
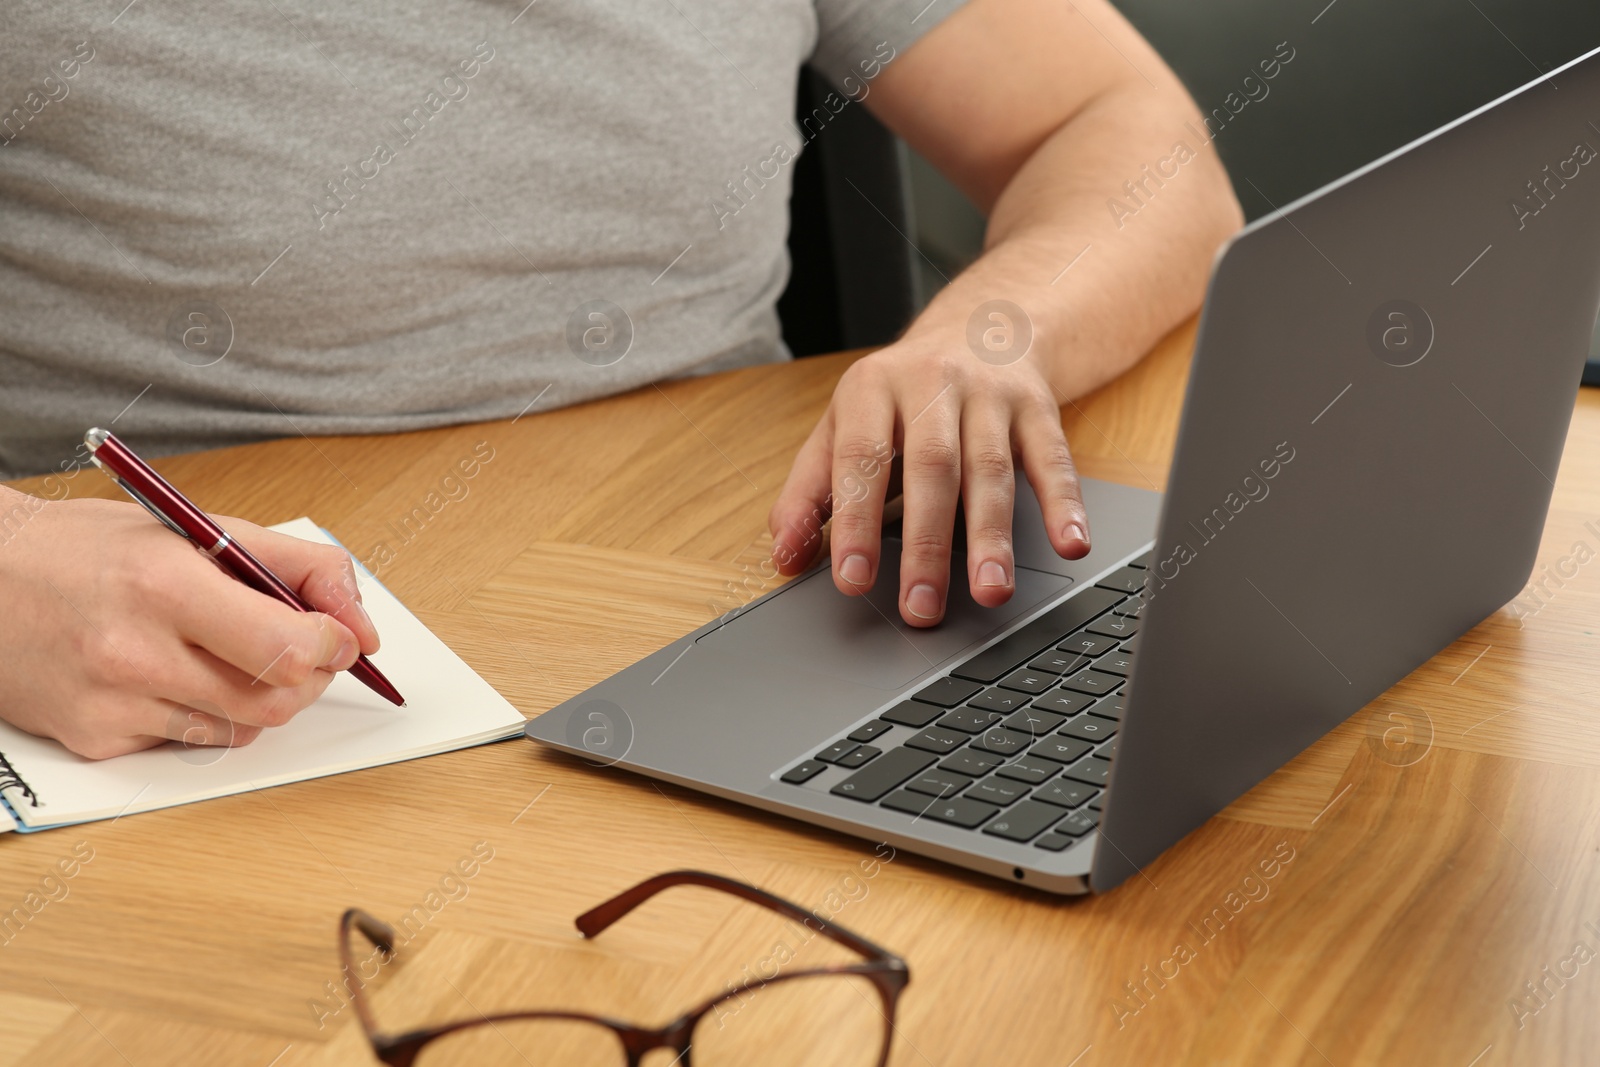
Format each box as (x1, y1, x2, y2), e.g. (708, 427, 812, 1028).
(902, 85, 1243, 401)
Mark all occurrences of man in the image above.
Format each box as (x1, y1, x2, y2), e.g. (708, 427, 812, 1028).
(0, 0, 1240, 757)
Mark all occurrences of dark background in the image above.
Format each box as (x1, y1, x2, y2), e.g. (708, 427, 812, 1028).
(904, 0, 1600, 358)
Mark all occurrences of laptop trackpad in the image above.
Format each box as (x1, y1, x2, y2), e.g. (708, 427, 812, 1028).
(695, 541, 1074, 690)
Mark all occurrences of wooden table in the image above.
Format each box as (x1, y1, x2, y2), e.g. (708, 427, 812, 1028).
(4, 324, 1599, 1066)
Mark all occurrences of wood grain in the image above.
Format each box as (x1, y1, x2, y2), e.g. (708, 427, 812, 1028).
(3, 321, 1599, 1066)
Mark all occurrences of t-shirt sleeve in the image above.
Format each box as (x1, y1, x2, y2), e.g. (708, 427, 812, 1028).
(809, 0, 968, 93)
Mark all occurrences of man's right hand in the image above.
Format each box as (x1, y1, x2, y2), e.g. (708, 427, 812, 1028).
(0, 490, 380, 760)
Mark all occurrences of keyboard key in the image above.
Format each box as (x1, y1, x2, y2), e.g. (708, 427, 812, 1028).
(904, 725, 969, 755)
(780, 759, 827, 785)
(1118, 633, 1142, 653)
(983, 799, 1068, 842)
(949, 587, 1125, 683)
(816, 741, 859, 763)
(1096, 652, 1135, 677)
(830, 747, 935, 802)
(938, 707, 1002, 734)
(834, 744, 880, 769)
(1064, 757, 1114, 786)
(968, 687, 1030, 714)
(1059, 714, 1116, 742)
(1113, 597, 1146, 619)
(1032, 689, 1096, 717)
(994, 755, 1061, 785)
(1002, 708, 1066, 736)
(1097, 738, 1119, 760)
(1055, 809, 1100, 835)
(1060, 668, 1121, 696)
(881, 701, 944, 728)
(1056, 632, 1118, 657)
(1088, 694, 1126, 721)
(1094, 566, 1147, 595)
(1128, 551, 1151, 569)
(1030, 737, 1093, 764)
(1034, 832, 1076, 852)
(1034, 781, 1098, 808)
(905, 769, 974, 798)
(913, 676, 984, 708)
(1028, 650, 1092, 675)
(881, 790, 999, 829)
(966, 778, 1029, 806)
(1087, 796, 1104, 812)
(971, 726, 1035, 756)
(940, 750, 1003, 777)
(848, 720, 894, 744)
(1087, 615, 1139, 639)
(997, 668, 1054, 695)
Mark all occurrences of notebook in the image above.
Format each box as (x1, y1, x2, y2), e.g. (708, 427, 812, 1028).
(0, 518, 525, 832)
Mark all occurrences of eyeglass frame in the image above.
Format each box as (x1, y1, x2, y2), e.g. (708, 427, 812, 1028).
(339, 868, 911, 1067)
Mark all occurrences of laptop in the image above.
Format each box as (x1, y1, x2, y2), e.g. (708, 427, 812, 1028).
(528, 45, 1600, 894)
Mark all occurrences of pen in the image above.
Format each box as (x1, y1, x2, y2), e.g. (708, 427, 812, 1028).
(83, 427, 406, 707)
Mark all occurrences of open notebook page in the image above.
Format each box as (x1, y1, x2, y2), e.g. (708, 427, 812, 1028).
(0, 518, 525, 830)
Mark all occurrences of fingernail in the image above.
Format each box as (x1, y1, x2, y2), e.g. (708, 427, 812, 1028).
(354, 599, 374, 632)
(907, 583, 942, 619)
(840, 553, 871, 586)
(1067, 522, 1089, 547)
(977, 560, 1009, 588)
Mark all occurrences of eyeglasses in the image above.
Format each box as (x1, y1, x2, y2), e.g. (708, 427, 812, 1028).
(340, 869, 910, 1067)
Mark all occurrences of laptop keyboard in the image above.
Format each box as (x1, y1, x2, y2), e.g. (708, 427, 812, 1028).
(778, 554, 1148, 853)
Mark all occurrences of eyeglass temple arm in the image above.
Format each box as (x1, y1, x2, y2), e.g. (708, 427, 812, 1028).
(340, 908, 400, 1036)
(574, 869, 902, 966)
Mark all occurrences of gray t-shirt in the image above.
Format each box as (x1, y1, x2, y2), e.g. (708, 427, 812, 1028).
(0, 0, 958, 479)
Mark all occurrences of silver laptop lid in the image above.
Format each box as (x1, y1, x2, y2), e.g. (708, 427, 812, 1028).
(1093, 45, 1600, 891)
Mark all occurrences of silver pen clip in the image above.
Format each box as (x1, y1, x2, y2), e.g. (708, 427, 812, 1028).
(117, 477, 192, 539)
(85, 447, 192, 541)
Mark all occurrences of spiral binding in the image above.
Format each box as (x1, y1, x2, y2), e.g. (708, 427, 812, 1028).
(0, 751, 39, 807)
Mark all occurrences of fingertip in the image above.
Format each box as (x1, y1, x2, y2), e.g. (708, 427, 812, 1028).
(352, 599, 381, 655)
(971, 560, 1014, 608)
(838, 552, 871, 586)
(305, 563, 379, 653)
(832, 550, 875, 596)
(315, 613, 361, 671)
(772, 516, 826, 577)
(903, 582, 945, 626)
(1060, 521, 1091, 561)
(768, 531, 805, 577)
(973, 587, 1014, 609)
